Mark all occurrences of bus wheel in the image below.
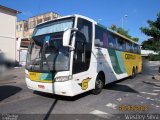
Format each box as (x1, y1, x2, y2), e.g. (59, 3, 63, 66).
(92, 75, 104, 95)
(131, 68, 136, 79)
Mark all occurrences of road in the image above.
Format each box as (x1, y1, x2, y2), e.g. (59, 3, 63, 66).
(0, 61, 160, 120)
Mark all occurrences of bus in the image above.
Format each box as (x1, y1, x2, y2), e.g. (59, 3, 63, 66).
(25, 14, 142, 96)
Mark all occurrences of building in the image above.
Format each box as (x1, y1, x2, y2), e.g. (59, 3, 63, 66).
(0, 5, 20, 61)
(16, 12, 61, 65)
(16, 12, 60, 43)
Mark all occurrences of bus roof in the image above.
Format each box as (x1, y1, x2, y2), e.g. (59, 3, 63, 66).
(36, 14, 138, 45)
(36, 14, 97, 27)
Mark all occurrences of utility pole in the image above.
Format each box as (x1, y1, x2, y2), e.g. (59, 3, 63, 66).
(121, 15, 128, 28)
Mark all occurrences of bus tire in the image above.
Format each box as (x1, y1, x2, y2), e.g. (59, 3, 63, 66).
(92, 75, 104, 95)
(131, 67, 136, 79)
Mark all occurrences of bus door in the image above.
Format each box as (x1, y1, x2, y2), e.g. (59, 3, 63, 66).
(72, 18, 93, 90)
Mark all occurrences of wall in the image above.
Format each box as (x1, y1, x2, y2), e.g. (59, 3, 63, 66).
(0, 8, 16, 61)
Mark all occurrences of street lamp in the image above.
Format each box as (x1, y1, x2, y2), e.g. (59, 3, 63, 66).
(121, 14, 128, 28)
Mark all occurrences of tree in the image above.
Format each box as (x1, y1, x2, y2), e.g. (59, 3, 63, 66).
(141, 38, 156, 50)
(116, 27, 131, 38)
(132, 37, 139, 42)
(109, 24, 139, 42)
(110, 24, 117, 31)
(140, 12, 160, 52)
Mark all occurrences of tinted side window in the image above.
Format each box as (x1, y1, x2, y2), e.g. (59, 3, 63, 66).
(73, 18, 93, 74)
(108, 32, 117, 48)
(95, 26, 107, 48)
(117, 38, 126, 51)
(126, 41, 132, 52)
(133, 44, 138, 53)
(77, 18, 92, 43)
(138, 46, 141, 54)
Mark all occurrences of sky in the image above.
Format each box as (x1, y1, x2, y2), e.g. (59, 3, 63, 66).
(1, 0, 160, 44)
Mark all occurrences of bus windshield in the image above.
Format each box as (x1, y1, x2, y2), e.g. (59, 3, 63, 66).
(33, 18, 74, 36)
(26, 32, 70, 72)
(26, 18, 74, 72)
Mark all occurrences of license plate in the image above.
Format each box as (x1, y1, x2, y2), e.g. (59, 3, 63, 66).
(38, 85, 45, 89)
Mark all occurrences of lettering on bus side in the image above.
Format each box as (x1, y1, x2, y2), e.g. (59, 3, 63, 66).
(125, 54, 136, 60)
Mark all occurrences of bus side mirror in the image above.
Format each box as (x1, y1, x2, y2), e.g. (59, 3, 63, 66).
(63, 28, 78, 49)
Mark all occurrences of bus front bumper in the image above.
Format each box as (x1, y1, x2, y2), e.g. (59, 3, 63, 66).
(25, 78, 82, 96)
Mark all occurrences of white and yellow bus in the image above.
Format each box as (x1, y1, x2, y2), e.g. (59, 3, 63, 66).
(25, 14, 142, 96)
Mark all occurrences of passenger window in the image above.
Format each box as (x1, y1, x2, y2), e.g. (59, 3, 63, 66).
(133, 44, 138, 53)
(108, 32, 117, 48)
(95, 25, 107, 48)
(77, 18, 92, 43)
(137, 45, 140, 54)
(117, 38, 126, 51)
(126, 41, 132, 52)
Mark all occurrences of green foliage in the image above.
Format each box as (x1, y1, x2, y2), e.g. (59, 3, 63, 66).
(109, 24, 139, 42)
(110, 24, 117, 31)
(116, 27, 131, 38)
(141, 38, 158, 51)
(140, 12, 160, 52)
(132, 37, 139, 42)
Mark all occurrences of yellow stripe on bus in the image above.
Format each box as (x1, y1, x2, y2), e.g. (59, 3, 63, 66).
(122, 52, 142, 76)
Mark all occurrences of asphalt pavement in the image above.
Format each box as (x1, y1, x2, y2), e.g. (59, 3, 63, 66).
(0, 61, 160, 120)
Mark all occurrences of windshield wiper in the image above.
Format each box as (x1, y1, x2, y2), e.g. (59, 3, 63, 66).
(41, 43, 51, 72)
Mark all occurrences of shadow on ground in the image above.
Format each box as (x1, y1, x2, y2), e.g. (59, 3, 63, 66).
(143, 81, 160, 87)
(34, 91, 91, 119)
(104, 78, 139, 93)
(43, 99, 58, 120)
(33, 90, 91, 101)
(34, 77, 138, 101)
(0, 85, 22, 101)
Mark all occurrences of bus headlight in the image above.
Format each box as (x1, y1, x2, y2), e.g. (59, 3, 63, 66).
(55, 75, 72, 82)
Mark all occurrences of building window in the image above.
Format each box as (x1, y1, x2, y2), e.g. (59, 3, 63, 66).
(37, 19, 42, 24)
(24, 22, 28, 31)
(29, 21, 36, 29)
(44, 17, 51, 21)
(20, 24, 23, 31)
(17, 24, 23, 31)
(16, 25, 19, 31)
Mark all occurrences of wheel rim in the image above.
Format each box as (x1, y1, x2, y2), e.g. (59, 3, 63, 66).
(132, 69, 135, 77)
(96, 78, 103, 89)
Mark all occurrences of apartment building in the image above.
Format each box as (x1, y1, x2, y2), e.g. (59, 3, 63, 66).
(0, 5, 20, 61)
